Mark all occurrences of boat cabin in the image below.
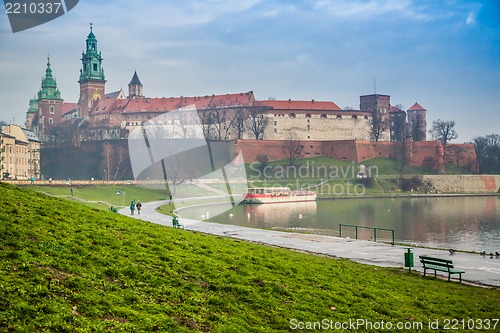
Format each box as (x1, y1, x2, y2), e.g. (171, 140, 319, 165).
(246, 187, 292, 196)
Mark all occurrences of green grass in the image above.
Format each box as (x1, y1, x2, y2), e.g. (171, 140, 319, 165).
(1, 182, 499, 332)
(26, 184, 214, 207)
(247, 157, 472, 179)
(155, 203, 176, 216)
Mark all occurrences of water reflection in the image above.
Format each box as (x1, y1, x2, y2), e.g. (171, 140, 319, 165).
(179, 196, 500, 252)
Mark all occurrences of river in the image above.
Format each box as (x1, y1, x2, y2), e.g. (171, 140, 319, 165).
(178, 196, 500, 252)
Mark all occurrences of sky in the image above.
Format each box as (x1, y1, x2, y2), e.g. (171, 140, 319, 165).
(0, 0, 499, 142)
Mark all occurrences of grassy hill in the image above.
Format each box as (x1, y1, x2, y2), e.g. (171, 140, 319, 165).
(246, 157, 470, 179)
(1, 183, 498, 332)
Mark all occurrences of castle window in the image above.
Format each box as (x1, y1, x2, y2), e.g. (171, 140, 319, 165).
(306, 113, 311, 118)
(364, 115, 368, 119)
(49, 106, 54, 114)
(48, 118, 53, 124)
(93, 63, 98, 71)
(336, 115, 342, 119)
(307, 125, 310, 131)
(352, 115, 357, 119)
(321, 114, 327, 118)
(274, 121, 277, 126)
(290, 113, 296, 118)
(92, 43, 96, 50)
(274, 128, 277, 133)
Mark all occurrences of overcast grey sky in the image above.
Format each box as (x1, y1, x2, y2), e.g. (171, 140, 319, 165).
(1, 0, 499, 142)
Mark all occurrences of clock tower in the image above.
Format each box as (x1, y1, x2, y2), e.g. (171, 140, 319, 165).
(78, 23, 106, 118)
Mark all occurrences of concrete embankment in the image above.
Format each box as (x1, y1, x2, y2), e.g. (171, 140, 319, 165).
(423, 175, 500, 193)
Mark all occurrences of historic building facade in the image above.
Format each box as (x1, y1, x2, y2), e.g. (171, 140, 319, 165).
(22, 24, 476, 179)
(26, 25, 422, 145)
(0, 125, 41, 180)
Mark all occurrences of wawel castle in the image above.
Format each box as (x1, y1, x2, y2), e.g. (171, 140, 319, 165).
(25, 25, 427, 144)
(17, 25, 476, 179)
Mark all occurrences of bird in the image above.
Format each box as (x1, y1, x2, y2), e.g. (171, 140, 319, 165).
(490, 253, 494, 258)
(449, 249, 456, 255)
(480, 251, 486, 256)
(496, 252, 499, 257)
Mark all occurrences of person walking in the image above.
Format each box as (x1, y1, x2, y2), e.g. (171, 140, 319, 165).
(136, 200, 142, 215)
(130, 201, 136, 215)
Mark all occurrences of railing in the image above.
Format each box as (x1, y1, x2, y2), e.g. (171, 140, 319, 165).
(339, 224, 395, 244)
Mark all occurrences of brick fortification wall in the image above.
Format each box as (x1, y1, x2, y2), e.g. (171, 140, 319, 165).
(236, 140, 476, 174)
(443, 144, 477, 170)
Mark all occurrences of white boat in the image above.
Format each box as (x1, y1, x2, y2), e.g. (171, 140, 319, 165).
(243, 187, 317, 204)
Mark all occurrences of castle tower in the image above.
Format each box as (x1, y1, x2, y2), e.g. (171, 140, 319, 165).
(407, 102, 427, 141)
(25, 95, 38, 130)
(128, 71, 143, 98)
(78, 23, 106, 118)
(37, 56, 63, 137)
(360, 94, 391, 141)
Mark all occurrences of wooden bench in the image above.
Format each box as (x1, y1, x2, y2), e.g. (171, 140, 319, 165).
(419, 255, 465, 283)
(172, 216, 184, 229)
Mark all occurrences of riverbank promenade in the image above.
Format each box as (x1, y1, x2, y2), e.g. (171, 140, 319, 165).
(120, 200, 500, 288)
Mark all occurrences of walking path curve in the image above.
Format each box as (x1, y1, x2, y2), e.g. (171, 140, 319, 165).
(119, 200, 500, 287)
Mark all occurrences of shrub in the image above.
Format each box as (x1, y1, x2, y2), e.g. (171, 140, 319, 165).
(398, 176, 434, 193)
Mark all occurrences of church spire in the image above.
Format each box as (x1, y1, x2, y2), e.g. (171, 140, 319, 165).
(128, 71, 144, 98)
(78, 24, 106, 118)
(79, 23, 105, 81)
(38, 57, 61, 100)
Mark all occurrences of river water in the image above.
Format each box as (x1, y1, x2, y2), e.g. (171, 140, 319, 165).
(179, 196, 500, 252)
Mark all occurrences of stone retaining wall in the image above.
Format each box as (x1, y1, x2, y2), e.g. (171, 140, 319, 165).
(423, 175, 500, 193)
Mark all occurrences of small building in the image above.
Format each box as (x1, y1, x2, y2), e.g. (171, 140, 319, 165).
(0, 125, 41, 180)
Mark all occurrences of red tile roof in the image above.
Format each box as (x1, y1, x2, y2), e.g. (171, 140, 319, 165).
(256, 99, 342, 111)
(389, 105, 405, 113)
(89, 91, 255, 116)
(62, 102, 78, 115)
(407, 102, 426, 111)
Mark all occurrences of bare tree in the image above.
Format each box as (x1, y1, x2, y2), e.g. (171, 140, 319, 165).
(230, 106, 248, 140)
(473, 134, 500, 174)
(411, 113, 426, 141)
(112, 145, 130, 180)
(282, 133, 303, 166)
(101, 141, 113, 180)
(163, 154, 193, 195)
(368, 111, 387, 142)
(248, 106, 268, 140)
(422, 156, 438, 173)
(430, 119, 457, 145)
(446, 145, 464, 167)
(389, 112, 406, 142)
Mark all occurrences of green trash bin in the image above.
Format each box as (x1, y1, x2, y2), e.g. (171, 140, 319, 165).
(404, 248, 414, 272)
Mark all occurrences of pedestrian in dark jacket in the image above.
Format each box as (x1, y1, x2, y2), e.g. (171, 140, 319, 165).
(136, 201, 142, 215)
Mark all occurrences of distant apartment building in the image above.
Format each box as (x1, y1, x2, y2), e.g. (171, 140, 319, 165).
(0, 125, 41, 180)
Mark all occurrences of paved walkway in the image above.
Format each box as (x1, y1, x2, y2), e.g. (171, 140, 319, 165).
(120, 200, 500, 287)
